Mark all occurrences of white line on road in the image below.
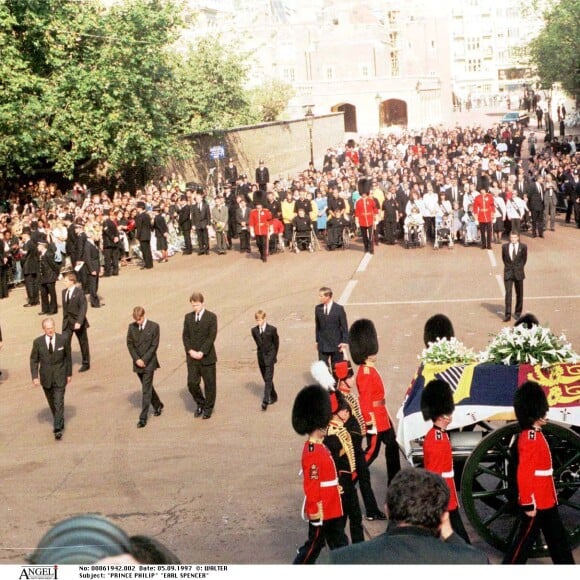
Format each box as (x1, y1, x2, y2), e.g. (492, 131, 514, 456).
(495, 274, 505, 296)
(346, 294, 580, 307)
(339, 280, 358, 305)
(487, 249, 497, 268)
(357, 252, 373, 272)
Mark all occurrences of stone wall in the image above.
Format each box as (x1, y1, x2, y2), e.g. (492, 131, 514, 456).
(164, 113, 345, 188)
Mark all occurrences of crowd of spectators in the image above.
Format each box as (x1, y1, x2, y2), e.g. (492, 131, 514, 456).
(1, 120, 579, 300)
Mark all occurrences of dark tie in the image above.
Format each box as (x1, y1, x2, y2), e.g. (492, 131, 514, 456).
(48, 340, 54, 354)
(195, 314, 200, 323)
(139, 325, 143, 333)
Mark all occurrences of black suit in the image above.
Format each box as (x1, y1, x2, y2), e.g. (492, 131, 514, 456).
(80, 240, 101, 307)
(255, 166, 270, 190)
(182, 309, 218, 417)
(127, 319, 162, 423)
(39, 249, 60, 314)
(526, 182, 545, 237)
(236, 205, 251, 252)
(102, 218, 120, 276)
(502, 241, 527, 319)
(322, 526, 489, 565)
(191, 201, 211, 254)
(135, 210, 153, 268)
(22, 239, 40, 305)
(315, 301, 349, 366)
(251, 323, 279, 405)
(178, 203, 193, 254)
(30, 332, 72, 434)
(62, 286, 90, 368)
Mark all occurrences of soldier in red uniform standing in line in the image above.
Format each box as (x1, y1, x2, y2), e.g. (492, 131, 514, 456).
(472, 187, 495, 250)
(349, 319, 401, 483)
(354, 192, 378, 254)
(503, 380, 575, 564)
(421, 379, 471, 544)
(291, 384, 348, 564)
(248, 201, 272, 263)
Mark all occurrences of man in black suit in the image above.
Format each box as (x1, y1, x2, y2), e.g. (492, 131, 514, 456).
(315, 287, 349, 367)
(21, 227, 40, 307)
(30, 317, 72, 440)
(38, 241, 60, 315)
(191, 192, 211, 255)
(80, 232, 102, 308)
(101, 210, 120, 276)
(502, 232, 528, 322)
(235, 196, 251, 253)
(127, 306, 163, 428)
(251, 310, 279, 411)
(182, 291, 218, 419)
(323, 468, 489, 564)
(255, 159, 269, 192)
(177, 195, 193, 255)
(62, 272, 91, 372)
(526, 177, 545, 238)
(63, 214, 78, 268)
(135, 201, 153, 269)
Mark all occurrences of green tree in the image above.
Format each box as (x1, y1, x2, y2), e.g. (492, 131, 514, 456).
(0, 0, 188, 179)
(176, 36, 255, 133)
(527, 0, 580, 102)
(249, 78, 294, 122)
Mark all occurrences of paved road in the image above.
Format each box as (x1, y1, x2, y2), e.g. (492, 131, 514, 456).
(0, 209, 578, 565)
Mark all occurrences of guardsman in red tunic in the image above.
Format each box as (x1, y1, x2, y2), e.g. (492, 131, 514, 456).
(503, 381, 575, 564)
(421, 379, 470, 543)
(472, 188, 495, 249)
(248, 202, 272, 262)
(292, 384, 348, 564)
(354, 192, 378, 254)
(349, 319, 401, 483)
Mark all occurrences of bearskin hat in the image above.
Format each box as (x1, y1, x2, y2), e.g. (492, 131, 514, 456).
(423, 314, 455, 347)
(421, 379, 455, 421)
(291, 385, 332, 436)
(514, 381, 549, 429)
(349, 318, 378, 365)
(514, 313, 539, 329)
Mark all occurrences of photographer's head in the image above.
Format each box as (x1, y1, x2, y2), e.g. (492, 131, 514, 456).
(386, 469, 450, 536)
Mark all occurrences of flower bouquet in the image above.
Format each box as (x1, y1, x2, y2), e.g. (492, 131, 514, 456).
(480, 325, 580, 368)
(419, 337, 479, 365)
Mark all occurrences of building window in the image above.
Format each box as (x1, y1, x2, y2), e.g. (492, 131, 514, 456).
(390, 51, 399, 76)
(361, 65, 369, 78)
(467, 59, 481, 72)
(325, 67, 334, 80)
(283, 68, 295, 82)
(467, 37, 480, 51)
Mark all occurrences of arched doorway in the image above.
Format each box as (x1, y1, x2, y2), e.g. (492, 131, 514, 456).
(380, 99, 408, 127)
(332, 103, 357, 132)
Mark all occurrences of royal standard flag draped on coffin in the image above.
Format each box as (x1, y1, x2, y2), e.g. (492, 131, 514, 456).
(396, 362, 580, 457)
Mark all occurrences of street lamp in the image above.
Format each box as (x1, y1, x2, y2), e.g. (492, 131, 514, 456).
(375, 93, 381, 130)
(304, 104, 315, 167)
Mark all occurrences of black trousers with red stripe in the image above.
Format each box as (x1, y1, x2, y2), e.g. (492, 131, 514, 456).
(365, 426, 401, 484)
(502, 505, 574, 564)
(293, 517, 348, 564)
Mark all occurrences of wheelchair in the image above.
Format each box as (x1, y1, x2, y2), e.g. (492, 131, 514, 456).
(290, 226, 320, 253)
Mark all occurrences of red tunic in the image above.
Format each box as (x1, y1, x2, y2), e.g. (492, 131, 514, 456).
(423, 426, 458, 510)
(517, 427, 558, 510)
(249, 208, 272, 236)
(355, 363, 391, 432)
(354, 197, 378, 227)
(473, 192, 494, 223)
(301, 438, 343, 522)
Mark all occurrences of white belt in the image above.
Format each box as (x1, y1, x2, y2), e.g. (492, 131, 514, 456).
(320, 479, 338, 488)
(534, 469, 553, 476)
(442, 470, 454, 478)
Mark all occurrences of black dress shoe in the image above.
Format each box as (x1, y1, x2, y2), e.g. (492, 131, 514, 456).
(38, 311, 49, 315)
(79, 365, 90, 372)
(194, 407, 204, 418)
(366, 511, 387, 521)
(202, 413, 211, 420)
(54, 431, 63, 440)
(154, 404, 164, 416)
(261, 402, 268, 411)
(503, 315, 511, 322)
(23, 303, 34, 307)
(137, 420, 147, 428)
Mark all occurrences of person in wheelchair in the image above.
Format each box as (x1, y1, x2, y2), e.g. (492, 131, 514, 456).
(326, 207, 349, 251)
(404, 206, 424, 244)
(292, 207, 313, 253)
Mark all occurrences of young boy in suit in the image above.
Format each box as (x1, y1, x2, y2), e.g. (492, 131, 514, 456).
(251, 310, 279, 411)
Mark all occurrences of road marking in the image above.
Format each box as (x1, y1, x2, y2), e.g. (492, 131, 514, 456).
(357, 252, 373, 272)
(346, 294, 580, 307)
(487, 249, 497, 268)
(339, 280, 358, 305)
(495, 274, 505, 295)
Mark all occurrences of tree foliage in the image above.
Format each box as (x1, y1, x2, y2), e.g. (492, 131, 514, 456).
(527, 0, 580, 98)
(249, 78, 295, 123)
